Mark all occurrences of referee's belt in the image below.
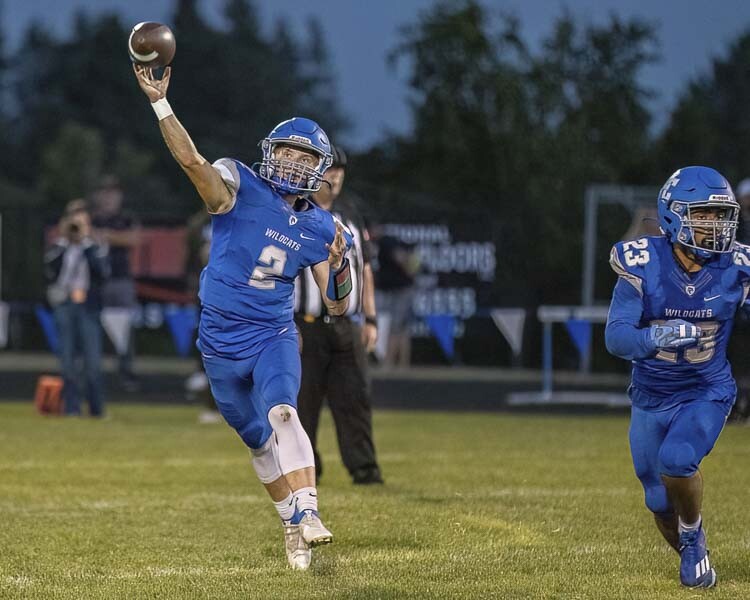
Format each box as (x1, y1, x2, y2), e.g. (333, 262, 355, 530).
(299, 313, 348, 325)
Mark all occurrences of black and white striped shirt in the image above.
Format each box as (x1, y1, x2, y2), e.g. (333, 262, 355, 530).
(294, 196, 370, 317)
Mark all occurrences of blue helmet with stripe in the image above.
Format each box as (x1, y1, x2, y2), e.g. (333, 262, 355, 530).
(258, 117, 333, 196)
(657, 166, 739, 259)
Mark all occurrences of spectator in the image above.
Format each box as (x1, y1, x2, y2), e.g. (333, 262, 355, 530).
(91, 175, 141, 391)
(735, 178, 750, 243)
(295, 144, 384, 485)
(44, 199, 110, 417)
(374, 230, 418, 367)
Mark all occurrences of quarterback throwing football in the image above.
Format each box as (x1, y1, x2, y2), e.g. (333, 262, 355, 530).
(133, 63, 353, 570)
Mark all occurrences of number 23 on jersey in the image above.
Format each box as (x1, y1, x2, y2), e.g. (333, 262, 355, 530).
(623, 238, 650, 267)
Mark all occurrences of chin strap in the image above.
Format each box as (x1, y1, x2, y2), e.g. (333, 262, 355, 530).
(326, 258, 352, 301)
(685, 244, 713, 262)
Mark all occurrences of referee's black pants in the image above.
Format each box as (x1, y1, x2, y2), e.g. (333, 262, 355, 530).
(295, 315, 381, 483)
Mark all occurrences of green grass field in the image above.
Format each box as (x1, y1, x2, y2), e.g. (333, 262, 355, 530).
(1, 403, 749, 599)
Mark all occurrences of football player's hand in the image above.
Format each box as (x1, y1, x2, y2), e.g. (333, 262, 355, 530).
(361, 322, 378, 353)
(647, 319, 702, 351)
(326, 222, 347, 271)
(133, 64, 171, 102)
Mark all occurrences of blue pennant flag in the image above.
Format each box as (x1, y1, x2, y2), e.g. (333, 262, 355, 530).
(564, 318, 592, 359)
(164, 305, 199, 357)
(35, 305, 59, 354)
(426, 314, 456, 361)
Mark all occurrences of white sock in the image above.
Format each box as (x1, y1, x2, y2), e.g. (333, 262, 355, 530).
(273, 493, 296, 524)
(293, 487, 318, 513)
(678, 515, 701, 533)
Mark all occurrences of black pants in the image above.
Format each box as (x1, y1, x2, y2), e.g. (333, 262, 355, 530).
(296, 316, 380, 480)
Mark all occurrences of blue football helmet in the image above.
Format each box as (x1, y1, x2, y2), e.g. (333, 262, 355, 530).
(258, 117, 333, 196)
(657, 166, 739, 258)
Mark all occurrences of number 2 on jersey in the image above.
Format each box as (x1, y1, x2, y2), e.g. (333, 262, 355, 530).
(249, 245, 287, 289)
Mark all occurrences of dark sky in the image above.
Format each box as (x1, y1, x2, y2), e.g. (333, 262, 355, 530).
(4, 1, 750, 149)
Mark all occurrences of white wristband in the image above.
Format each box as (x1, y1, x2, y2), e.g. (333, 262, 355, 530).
(151, 98, 173, 120)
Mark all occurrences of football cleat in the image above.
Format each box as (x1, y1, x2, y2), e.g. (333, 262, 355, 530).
(297, 510, 333, 547)
(678, 525, 716, 588)
(283, 523, 311, 570)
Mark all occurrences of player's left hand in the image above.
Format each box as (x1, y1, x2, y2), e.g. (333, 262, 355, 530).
(361, 323, 378, 353)
(326, 222, 347, 271)
(647, 319, 702, 351)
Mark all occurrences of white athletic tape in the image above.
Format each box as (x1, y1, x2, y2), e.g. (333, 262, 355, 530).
(151, 98, 173, 120)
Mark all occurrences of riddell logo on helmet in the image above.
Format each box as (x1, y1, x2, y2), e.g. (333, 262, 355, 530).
(289, 135, 312, 145)
(708, 194, 732, 202)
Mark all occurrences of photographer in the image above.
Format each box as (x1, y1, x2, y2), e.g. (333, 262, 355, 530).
(44, 199, 110, 417)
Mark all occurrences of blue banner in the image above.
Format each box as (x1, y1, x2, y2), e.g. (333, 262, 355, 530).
(164, 306, 199, 357)
(35, 305, 59, 354)
(426, 314, 456, 361)
(564, 318, 592, 359)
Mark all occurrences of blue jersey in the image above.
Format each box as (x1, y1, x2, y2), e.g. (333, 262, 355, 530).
(198, 158, 351, 359)
(606, 235, 750, 409)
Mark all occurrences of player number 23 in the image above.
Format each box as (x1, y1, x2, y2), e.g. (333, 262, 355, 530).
(249, 245, 288, 290)
(623, 238, 650, 267)
(652, 320, 720, 364)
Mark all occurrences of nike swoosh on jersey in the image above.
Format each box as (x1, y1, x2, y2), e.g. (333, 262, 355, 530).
(300, 233, 315, 241)
(703, 295, 721, 302)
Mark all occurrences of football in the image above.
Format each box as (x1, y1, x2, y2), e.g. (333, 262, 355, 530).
(128, 22, 176, 68)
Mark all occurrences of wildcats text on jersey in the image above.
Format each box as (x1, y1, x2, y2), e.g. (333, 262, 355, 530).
(265, 227, 302, 252)
(664, 308, 714, 318)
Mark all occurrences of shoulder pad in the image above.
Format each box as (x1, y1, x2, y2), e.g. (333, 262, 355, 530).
(610, 237, 654, 294)
(233, 159, 256, 176)
(232, 159, 269, 196)
(212, 158, 241, 195)
(732, 242, 750, 272)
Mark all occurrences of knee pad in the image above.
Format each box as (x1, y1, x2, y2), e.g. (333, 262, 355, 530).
(659, 441, 697, 477)
(644, 485, 672, 515)
(267, 404, 314, 475)
(249, 435, 282, 484)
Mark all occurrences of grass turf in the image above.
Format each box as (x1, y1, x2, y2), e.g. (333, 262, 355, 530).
(0, 402, 749, 599)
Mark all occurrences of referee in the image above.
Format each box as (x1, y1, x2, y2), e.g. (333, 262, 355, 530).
(294, 145, 384, 485)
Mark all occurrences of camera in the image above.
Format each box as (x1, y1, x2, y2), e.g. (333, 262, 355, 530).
(60, 199, 90, 239)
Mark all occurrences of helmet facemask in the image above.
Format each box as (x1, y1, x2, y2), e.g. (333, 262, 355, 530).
(672, 198, 739, 255)
(259, 140, 331, 196)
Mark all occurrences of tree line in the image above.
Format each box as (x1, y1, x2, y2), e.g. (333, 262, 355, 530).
(1, 0, 750, 308)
